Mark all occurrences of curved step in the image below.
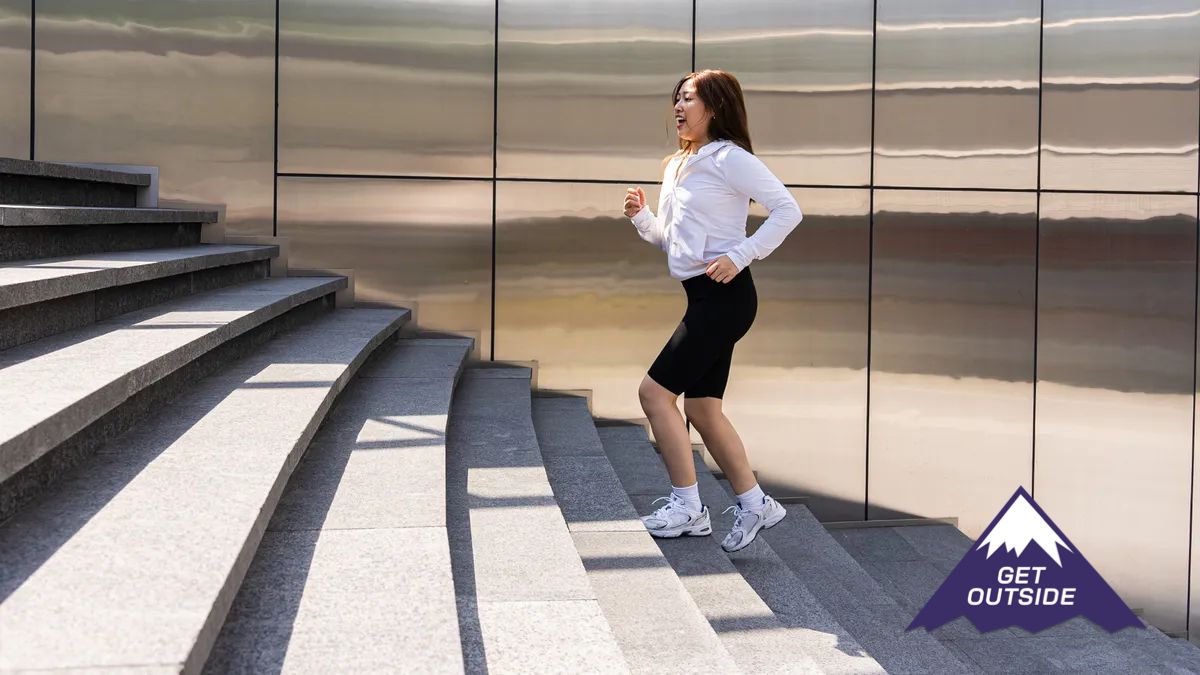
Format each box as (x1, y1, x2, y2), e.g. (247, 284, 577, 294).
(0, 157, 148, 207)
(206, 336, 475, 673)
(0, 308, 407, 672)
(445, 368, 629, 673)
(0, 205, 218, 227)
(531, 394, 740, 673)
(0, 245, 278, 350)
(0, 276, 346, 488)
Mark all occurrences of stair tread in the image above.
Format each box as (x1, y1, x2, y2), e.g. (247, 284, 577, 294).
(445, 370, 628, 673)
(0, 308, 406, 672)
(531, 396, 739, 673)
(0, 276, 346, 483)
(0, 205, 218, 227)
(0, 157, 151, 186)
(599, 425, 843, 674)
(205, 337, 472, 673)
(0, 244, 278, 310)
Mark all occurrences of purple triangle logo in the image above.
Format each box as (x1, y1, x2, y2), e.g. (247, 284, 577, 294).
(907, 486, 1143, 633)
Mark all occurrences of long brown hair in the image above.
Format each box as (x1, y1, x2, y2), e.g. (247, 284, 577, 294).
(664, 69, 754, 178)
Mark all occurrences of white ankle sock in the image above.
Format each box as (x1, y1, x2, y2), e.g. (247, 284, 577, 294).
(671, 482, 703, 513)
(737, 483, 766, 513)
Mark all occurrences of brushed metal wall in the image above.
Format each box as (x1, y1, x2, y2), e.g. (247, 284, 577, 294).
(695, 0, 874, 186)
(33, 0, 275, 236)
(1041, 0, 1200, 192)
(278, 177, 493, 358)
(0, 0, 29, 159)
(869, 190, 1037, 536)
(874, 0, 1040, 188)
(1036, 193, 1197, 634)
(496, 0, 691, 181)
(279, 0, 493, 177)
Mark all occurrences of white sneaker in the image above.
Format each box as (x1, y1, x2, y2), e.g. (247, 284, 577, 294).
(721, 495, 787, 552)
(641, 493, 712, 538)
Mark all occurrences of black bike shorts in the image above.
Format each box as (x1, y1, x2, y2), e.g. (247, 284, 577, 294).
(647, 265, 757, 399)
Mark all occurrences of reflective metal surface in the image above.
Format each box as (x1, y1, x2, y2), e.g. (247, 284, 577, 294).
(1036, 193, 1196, 634)
(874, 0, 1040, 189)
(695, 0, 873, 186)
(279, 0, 493, 177)
(0, 0, 29, 158)
(34, 0, 275, 236)
(869, 190, 1037, 536)
(278, 177, 493, 358)
(1041, 0, 1200, 192)
(497, 0, 691, 181)
(496, 183, 870, 520)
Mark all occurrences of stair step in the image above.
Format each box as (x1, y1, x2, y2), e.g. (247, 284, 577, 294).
(0, 245, 278, 350)
(446, 369, 628, 673)
(706, 479, 978, 674)
(0, 245, 277, 311)
(0, 308, 407, 672)
(0, 157, 148, 207)
(205, 336, 473, 673)
(531, 395, 739, 673)
(833, 524, 1200, 674)
(0, 276, 346, 510)
(600, 424, 852, 674)
(0, 205, 218, 227)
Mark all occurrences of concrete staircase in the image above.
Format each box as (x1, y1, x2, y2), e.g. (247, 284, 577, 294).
(3, 157, 1200, 673)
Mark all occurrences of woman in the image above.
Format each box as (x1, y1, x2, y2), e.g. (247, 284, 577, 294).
(622, 69, 803, 553)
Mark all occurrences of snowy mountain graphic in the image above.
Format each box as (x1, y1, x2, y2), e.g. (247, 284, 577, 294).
(977, 492, 1071, 565)
(907, 486, 1143, 634)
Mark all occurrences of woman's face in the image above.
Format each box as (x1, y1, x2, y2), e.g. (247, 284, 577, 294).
(674, 79, 711, 143)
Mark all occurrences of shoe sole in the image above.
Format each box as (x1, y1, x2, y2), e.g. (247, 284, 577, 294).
(647, 524, 712, 538)
(722, 508, 786, 553)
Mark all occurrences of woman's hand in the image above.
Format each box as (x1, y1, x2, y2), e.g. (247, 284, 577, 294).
(623, 187, 646, 218)
(705, 255, 739, 283)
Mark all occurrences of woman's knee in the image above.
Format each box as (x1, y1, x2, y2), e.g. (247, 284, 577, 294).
(639, 375, 677, 414)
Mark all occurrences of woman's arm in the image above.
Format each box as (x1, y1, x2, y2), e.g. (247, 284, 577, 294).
(630, 203, 664, 248)
(718, 148, 803, 271)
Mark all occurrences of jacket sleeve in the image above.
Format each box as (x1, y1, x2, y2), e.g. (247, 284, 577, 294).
(629, 205, 664, 249)
(718, 148, 803, 271)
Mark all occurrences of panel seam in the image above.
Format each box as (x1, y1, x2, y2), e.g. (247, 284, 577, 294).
(272, 0, 280, 237)
(1032, 0, 1044, 498)
(491, 0, 499, 362)
(29, 0, 35, 160)
(865, 0, 878, 520)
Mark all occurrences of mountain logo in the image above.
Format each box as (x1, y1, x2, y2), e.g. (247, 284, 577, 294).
(908, 486, 1143, 633)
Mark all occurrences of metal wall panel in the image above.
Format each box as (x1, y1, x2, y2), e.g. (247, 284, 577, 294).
(496, 183, 870, 520)
(869, 190, 1037, 536)
(0, 0, 29, 158)
(1036, 193, 1197, 634)
(1041, 0, 1200, 192)
(279, 0, 493, 177)
(695, 0, 873, 186)
(497, 0, 691, 181)
(278, 177, 493, 358)
(33, 0, 274, 236)
(874, 0, 1040, 189)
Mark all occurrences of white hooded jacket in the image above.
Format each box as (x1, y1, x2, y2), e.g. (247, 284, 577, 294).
(629, 139, 803, 281)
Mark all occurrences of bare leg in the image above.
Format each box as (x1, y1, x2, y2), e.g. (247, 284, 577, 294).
(683, 397, 756, 494)
(638, 374, 697, 487)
